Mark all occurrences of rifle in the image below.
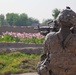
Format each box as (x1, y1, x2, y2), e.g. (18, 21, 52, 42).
(38, 20, 59, 36)
(37, 52, 53, 75)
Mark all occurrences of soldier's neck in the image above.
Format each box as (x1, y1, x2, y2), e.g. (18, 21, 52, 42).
(61, 27, 71, 33)
(60, 27, 71, 40)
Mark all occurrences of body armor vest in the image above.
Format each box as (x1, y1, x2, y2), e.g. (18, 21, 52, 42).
(44, 31, 76, 75)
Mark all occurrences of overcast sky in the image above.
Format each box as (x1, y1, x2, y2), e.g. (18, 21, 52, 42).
(0, 0, 76, 23)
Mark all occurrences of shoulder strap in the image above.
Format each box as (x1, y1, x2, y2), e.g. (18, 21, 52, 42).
(57, 34, 65, 49)
(57, 33, 72, 49)
(64, 33, 72, 45)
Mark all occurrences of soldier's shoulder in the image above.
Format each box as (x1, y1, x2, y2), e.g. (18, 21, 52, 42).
(45, 32, 58, 41)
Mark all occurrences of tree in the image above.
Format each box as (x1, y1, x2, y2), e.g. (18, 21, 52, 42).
(28, 17, 39, 26)
(6, 13, 19, 26)
(16, 13, 28, 26)
(52, 8, 60, 19)
(0, 14, 5, 26)
(5, 13, 40, 26)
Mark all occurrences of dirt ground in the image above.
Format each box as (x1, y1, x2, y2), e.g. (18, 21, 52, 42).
(11, 72, 39, 75)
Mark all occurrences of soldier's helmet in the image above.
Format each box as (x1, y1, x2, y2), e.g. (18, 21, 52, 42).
(57, 6, 76, 27)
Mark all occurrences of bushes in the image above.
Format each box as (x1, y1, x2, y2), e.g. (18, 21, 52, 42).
(0, 34, 20, 42)
(21, 37, 44, 44)
(0, 52, 40, 74)
(0, 32, 45, 43)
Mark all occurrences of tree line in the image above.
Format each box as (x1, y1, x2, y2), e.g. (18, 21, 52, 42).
(0, 13, 39, 26)
(0, 8, 60, 26)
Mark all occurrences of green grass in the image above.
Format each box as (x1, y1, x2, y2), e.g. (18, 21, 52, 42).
(0, 34, 44, 44)
(21, 37, 44, 44)
(0, 52, 40, 74)
(0, 34, 20, 42)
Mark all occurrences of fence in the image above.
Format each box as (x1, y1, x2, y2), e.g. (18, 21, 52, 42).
(0, 26, 44, 54)
(0, 42, 44, 54)
(0, 26, 39, 34)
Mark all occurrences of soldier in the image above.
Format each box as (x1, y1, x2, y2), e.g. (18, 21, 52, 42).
(37, 6, 76, 75)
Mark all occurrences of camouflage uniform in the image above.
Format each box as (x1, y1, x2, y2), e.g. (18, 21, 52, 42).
(43, 7, 76, 75)
(44, 31, 76, 75)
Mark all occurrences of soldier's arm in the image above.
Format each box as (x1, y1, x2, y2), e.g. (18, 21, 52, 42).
(43, 32, 55, 54)
(40, 35, 50, 61)
(43, 34, 50, 54)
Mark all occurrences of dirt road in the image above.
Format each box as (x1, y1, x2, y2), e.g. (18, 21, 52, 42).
(11, 72, 39, 75)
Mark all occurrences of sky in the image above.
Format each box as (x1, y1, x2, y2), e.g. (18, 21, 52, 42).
(0, 0, 76, 23)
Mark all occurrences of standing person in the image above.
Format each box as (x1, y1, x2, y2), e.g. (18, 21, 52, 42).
(37, 6, 76, 75)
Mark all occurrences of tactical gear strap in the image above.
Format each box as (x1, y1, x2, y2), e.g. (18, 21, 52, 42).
(57, 33, 72, 49)
(57, 34, 65, 49)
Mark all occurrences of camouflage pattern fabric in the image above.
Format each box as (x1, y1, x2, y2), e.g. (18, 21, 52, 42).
(37, 7, 76, 75)
(44, 31, 76, 75)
